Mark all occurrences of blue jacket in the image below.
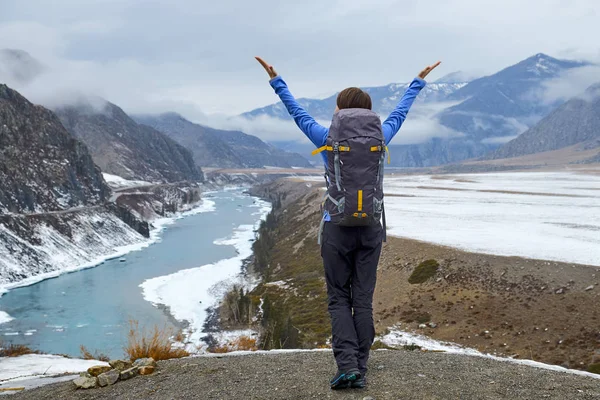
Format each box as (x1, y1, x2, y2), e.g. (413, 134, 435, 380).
(269, 76, 427, 165)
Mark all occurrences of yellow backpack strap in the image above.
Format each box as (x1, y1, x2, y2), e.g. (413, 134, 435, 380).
(385, 146, 391, 164)
(311, 145, 331, 156)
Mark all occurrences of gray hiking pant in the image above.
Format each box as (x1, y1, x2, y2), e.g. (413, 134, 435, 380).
(321, 221, 383, 374)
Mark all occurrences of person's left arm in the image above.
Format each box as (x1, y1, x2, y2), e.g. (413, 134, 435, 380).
(382, 61, 441, 144)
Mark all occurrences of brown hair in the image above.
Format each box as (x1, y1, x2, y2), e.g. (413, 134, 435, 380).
(336, 87, 372, 110)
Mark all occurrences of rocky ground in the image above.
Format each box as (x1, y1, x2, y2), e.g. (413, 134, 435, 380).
(10, 350, 600, 399)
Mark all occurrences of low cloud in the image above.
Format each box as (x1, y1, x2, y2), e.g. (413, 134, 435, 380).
(530, 64, 600, 105)
(481, 135, 519, 145)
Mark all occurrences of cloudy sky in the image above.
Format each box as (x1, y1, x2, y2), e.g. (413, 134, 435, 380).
(0, 0, 599, 138)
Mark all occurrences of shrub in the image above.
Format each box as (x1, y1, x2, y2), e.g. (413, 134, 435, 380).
(408, 260, 440, 284)
(588, 363, 600, 374)
(403, 344, 422, 351)
(124, 320, 189, 362)
(79, 345, 110, 362)
(371, 340, 396, 350)
(0, 342, 39, 357)
(209, 336, 258, 353)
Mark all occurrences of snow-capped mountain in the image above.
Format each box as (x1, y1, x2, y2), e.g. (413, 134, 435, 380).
(492, 82, 600, 160)
(241, 53, 590, 167)
(242, 80, 467, 122)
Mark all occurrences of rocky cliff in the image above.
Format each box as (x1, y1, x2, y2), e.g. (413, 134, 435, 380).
(55, 103, 203, 183)
(0, 84, 110, 214)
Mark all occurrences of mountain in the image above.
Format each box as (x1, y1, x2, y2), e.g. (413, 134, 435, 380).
(241, 54, 589, 167)
(438, 53, 588, 142)
(491, 83, 600, 160)
(0, 49, 45, 85)
(242, 81, 468, 122)
(134, 113, 313, 169)
(0, 84, 109, 214)
(55, 102, 203, 183)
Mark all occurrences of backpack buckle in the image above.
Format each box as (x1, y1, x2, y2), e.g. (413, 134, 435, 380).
(333, 142, 340, 153)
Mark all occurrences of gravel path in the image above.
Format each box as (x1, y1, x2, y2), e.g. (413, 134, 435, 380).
(10, 350, 600, 399)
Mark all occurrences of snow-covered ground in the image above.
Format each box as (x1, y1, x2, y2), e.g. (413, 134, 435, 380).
(383, 172, 600, 266)
(382, 327, 600, 380)
(0, 354, 108, 392)
(140, 198, 271, 350)
(102, 173, 152, 189)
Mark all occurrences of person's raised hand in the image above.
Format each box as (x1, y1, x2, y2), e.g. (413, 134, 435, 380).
(418, 61, 442, 80)
(255, 56, 278, 79)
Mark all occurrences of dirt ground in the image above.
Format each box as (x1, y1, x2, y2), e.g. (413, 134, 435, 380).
(376, 236, 600, 370)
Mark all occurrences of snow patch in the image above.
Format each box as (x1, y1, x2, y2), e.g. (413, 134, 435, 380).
(382, 328, 600, 380)
(384, 172, 600, 266)
(0, 354, 108, 388)
(102, 173, 152, 189)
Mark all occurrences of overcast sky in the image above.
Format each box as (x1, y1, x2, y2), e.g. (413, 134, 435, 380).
(1, 0, 599, 124)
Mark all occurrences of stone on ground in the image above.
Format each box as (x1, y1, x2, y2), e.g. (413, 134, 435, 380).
(120, 367, 139, 381)
(133, 357, 157, 368)
(138, 366, 156, 375)
(72, 376, 98, 390)
(97, 369, 120, 387)
(109, 359, 133, 371)
(87, 365, 112, 377)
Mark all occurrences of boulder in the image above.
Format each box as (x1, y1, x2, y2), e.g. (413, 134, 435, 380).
(133, 357, 157, 368)
(97, 369, 120, 387)
(73, 376, 98, 389)
(138, 366, 156, 375)
(109, 359, 133, 371)
(87, 365, 112, 377)
(120, 367, 139, 381)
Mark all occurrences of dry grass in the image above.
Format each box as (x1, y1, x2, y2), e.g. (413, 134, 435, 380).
(0, 342, 39, 357)
(124, 320, 189, 362)
(79, 345, 110, 362)
(209, 336, 258, 353)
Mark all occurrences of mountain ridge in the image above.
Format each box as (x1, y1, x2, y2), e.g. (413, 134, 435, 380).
(134, 113, 313, 169)
(55, 101, 204, 183)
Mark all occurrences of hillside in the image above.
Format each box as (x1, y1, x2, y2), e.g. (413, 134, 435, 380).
(0, 84, 109, 214)
(134, 113, 313, 169)
(492, 83, 600, 159)
(55, 104, 203, 183)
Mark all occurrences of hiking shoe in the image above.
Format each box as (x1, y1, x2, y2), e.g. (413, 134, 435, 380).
(351, 375, 367, 389)
(330, 369, 361, 390)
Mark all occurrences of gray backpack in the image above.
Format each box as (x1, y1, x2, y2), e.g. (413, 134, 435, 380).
(314, 108, 388, 242)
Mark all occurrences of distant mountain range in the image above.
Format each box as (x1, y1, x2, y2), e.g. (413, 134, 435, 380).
(492, 83, 600, 161)
(134, 113, 313, 169)
(55, 101, 203, 183)
(241, 54, 591, 167)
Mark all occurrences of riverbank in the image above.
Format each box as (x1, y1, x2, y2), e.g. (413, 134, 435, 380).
(139, 195, 271, 351)
(225, 174, 600, 374)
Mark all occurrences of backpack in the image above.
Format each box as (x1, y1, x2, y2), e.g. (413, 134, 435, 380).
(313, 108, 388, 243)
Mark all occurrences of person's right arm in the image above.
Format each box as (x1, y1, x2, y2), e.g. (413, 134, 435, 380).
(269, 76, 328, 148)
(256, 56, 328, 148)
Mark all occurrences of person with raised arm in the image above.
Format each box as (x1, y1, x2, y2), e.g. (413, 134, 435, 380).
(256, 56, 441, 390)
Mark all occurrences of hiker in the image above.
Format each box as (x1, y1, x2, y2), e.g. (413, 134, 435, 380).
(256, 56, 440, 390)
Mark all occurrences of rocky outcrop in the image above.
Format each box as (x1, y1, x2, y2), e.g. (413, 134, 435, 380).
(0, 84, 110, 214)
(55, 102, 203, 183)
